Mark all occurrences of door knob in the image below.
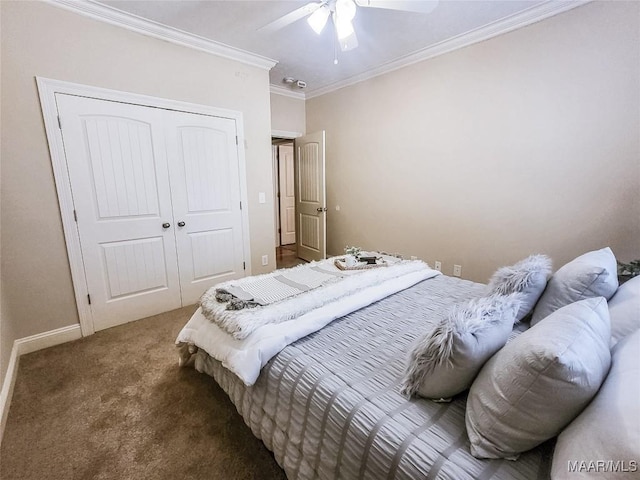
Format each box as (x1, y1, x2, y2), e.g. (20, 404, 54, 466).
(162, 222, 171, 229)
(317, 207, 327, 212)
(177, 221, 186, 227)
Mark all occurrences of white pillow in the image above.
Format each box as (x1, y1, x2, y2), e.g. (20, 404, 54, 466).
(466, 297, 611, 460)
(551, 329, 640, 479)
(608, 275, 640, 346)
(531, 247, 618, 325)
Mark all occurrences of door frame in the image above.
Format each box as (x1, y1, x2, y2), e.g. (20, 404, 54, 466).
(271, 145, 280, 248)
(37, 77, 252, 336)
(271, 130, 302, 250)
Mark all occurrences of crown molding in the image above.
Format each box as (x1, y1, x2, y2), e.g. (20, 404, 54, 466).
(45, 0, 277, 70)
(270, 85, 306, 100)
(271, 130, 303, 139)
(305, 0, 591, 99)
(45, 0, 590, 99)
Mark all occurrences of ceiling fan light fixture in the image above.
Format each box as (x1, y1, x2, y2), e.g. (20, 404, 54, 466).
(339, 30, 358, 51)
(307, 5, 330, 34)
(335, 17, 354, 40)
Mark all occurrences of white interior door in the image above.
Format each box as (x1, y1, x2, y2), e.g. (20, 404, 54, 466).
(278, 144, 296, 245)
(56, 94, 182, 331)
(165, 111, 246, 305)
(294, 131, 326, 262)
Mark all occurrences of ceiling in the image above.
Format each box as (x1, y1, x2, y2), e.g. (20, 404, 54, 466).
(92, 0, 586, 97)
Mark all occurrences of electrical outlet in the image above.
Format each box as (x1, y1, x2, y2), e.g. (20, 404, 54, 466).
(258, 192, 266, 204)
(453, 264, 462, 277)
(434, 261, 442, 272)
(261, 255, 269, 266)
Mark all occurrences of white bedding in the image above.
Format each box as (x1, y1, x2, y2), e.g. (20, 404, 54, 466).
(176, 268, 440, 386)
(199, 255, 428, 339)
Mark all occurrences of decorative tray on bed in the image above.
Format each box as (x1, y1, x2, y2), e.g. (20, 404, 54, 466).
(334, 256, 388, 270)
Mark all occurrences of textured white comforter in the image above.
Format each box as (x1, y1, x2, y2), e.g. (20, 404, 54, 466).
(176, 267, 439, 385)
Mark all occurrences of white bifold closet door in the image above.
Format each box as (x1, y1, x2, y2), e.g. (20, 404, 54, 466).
(56, 94, 245, 331)
(166, 109, 244, 304)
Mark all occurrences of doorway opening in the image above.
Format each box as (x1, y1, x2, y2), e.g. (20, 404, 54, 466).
(272, 130, 326, 268)
(272, 137, 305, 269)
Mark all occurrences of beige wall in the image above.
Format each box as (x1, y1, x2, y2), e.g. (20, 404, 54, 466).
(0, 1, 276, 383)
(307, 1, 640, 282)
(270, 92, 306, 134)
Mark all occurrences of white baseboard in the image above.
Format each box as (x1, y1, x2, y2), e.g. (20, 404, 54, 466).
(15, 324, 82, 356)
(0, 324, 82, 446)
(0, 344, 19, 448)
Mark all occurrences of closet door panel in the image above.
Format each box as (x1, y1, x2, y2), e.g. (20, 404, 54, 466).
(56, 94, 182, 331)
(189, 229, 235, 280)
(181, 127, 231, 212)
(166, 111, 245, 305)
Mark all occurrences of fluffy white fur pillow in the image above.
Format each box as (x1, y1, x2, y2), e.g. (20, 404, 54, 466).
(487, 254, 552, 322)
(400, 293, 521, 401)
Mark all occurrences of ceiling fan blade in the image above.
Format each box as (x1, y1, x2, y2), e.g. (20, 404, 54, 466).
(354, 0, 438, 14)
(258, 2, 324, 34)
(308, 5, 331, 34)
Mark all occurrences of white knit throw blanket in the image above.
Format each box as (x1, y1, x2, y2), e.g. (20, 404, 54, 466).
(215, 263, 346, 307)
(199, 258, 429, 340)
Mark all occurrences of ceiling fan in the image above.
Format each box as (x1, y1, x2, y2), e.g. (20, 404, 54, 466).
(259, 0, 439, 53)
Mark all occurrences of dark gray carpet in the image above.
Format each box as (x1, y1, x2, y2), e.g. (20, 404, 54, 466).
(0, 305, 287, 480)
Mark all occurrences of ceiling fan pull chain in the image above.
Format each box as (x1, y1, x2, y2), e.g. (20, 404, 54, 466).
(333, 32, 338, 64)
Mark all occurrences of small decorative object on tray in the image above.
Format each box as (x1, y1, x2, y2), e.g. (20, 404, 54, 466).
(359, 255, 378, 265)
(334, 257, 388, 270)
(335, 246, 389, 270)
(343, 245, 361, 267)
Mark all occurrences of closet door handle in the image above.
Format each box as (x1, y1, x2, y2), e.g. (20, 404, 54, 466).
(177, 221, 186, 227)
(162, 222, 171, 229)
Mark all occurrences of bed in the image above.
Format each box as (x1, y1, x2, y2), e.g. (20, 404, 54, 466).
(177, 271, 552, 479)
